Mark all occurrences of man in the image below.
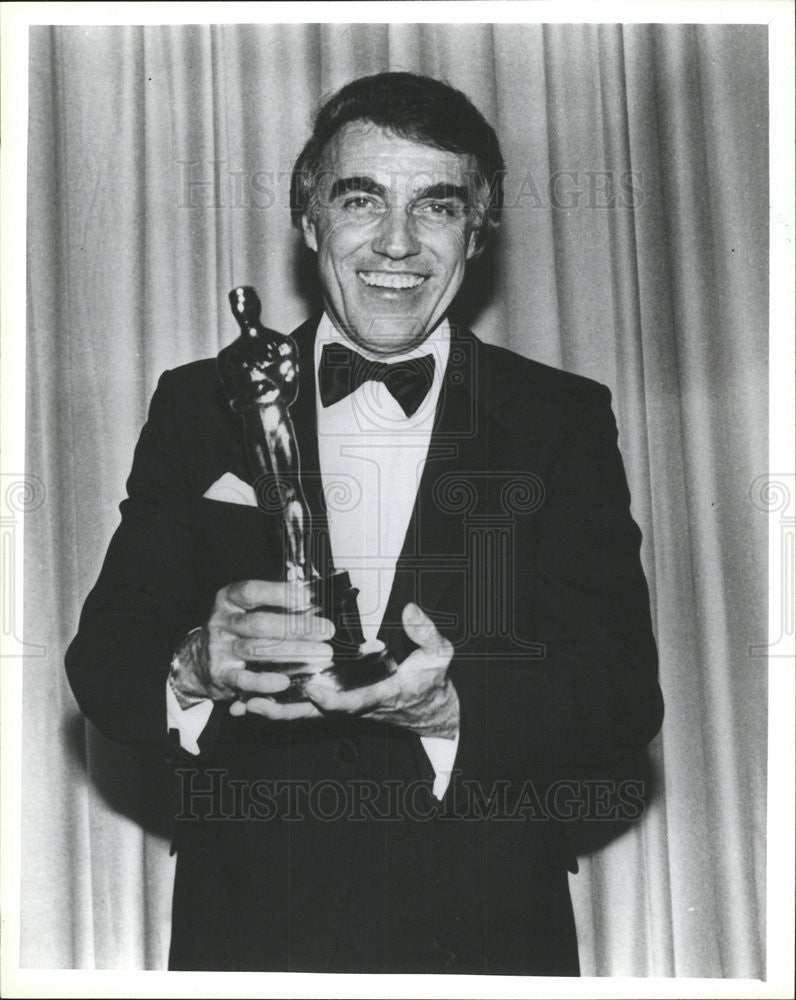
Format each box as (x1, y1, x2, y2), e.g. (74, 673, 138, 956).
(66, 72, 664, 975)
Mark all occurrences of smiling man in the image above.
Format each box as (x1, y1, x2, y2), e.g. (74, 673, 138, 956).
(302, 120, 480, 354)
(66, 72, 663, 976)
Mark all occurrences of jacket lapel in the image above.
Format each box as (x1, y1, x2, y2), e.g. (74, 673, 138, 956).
(378, 323, 492, 661)
(288, 315, 335, 576)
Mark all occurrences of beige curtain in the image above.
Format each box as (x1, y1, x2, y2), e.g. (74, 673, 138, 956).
(23, 23, 768, 976)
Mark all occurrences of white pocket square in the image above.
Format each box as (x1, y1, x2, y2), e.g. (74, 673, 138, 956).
(203, 472, 257, 507)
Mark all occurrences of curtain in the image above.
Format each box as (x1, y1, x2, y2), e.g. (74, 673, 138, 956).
(23, 23, 768, 977)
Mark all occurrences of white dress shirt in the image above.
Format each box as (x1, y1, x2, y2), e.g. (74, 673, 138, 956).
(168, 313, 459, 798)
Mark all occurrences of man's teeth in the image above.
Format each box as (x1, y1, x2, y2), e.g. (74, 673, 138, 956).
(358, 271, 426, 289)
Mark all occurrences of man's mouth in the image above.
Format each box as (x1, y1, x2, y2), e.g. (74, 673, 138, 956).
(357, 271, 427, 290)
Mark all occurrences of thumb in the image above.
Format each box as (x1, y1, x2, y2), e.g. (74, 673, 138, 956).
(402, 602, 442, 650)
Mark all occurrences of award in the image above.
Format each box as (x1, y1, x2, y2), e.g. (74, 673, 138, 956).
(217, 286, 397, 701)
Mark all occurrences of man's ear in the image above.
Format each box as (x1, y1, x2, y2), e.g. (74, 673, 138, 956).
(301, 215, 318, 253)
(466, 228, 483, 262)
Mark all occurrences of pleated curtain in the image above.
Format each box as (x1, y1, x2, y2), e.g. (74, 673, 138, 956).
(23, 22, 768, 976)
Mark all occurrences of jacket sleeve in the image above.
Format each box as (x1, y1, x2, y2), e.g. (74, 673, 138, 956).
(65, 370, 207, 748)
(451, 384, 664, 786)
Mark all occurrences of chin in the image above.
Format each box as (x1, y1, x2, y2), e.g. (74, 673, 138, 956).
(356, 332, 432, 356)
(346, 313, 437, 355)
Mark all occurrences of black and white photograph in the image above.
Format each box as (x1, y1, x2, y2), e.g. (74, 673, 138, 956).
(1, 3, 793, 996)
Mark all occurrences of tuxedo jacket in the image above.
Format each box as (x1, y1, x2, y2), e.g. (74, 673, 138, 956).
(66, 316, 663, 975)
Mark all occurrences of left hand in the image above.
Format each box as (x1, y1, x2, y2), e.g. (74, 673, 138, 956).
(304, 603, 459, 738)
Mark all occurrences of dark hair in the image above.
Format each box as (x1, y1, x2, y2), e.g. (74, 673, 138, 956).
(290, 72, 505, 252)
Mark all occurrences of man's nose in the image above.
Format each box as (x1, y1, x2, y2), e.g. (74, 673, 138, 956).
(371, 208, 421, 260)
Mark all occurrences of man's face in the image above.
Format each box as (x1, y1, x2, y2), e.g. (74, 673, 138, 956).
(302, 122, 481, 356)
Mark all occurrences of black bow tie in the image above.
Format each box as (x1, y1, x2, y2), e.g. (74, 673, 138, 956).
(318, 342, 435, 418)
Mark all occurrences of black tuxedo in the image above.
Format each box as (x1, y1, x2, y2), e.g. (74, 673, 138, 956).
(66, 316, 663, 974)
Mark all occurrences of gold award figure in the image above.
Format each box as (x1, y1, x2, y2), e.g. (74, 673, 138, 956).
(218, 286, 397, 701)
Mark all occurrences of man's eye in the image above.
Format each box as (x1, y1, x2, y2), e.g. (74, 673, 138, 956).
(342, 196, 379, 211)
(416, 202, 459, 218)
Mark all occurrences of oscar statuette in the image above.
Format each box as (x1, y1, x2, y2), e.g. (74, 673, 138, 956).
(217, 286, 397, 702)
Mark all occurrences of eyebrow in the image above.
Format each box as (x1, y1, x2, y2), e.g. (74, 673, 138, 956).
(327, 177, 471, 205)
(328, 176, 387, 201)
(414, 183, 470, 204)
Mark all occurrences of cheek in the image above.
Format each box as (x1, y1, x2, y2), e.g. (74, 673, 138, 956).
(422, 224, 470, 269)
(319, 229, 370, 276)
(438, 241, 470, 280)
(318, 210, 371, 247)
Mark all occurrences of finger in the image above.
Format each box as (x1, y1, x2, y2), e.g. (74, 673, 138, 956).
(232, 637, 335, 663)
(223, 666, 291, 695)
(305, 673, 398, 714)
(394, 641, 454, 676)
(241, 696, 323, 720)
(224, 579, 315, 613)
(231, 609, 335, 641)
(401, 603, 452, 659)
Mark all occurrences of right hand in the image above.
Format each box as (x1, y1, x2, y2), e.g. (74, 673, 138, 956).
(172, 579, 335, 720)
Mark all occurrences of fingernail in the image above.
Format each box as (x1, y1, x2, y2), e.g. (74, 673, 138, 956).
(316, 617, 336, 638)
(302, 681, 322, 702)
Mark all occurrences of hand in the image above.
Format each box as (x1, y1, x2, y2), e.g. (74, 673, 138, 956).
(170, 580, 334, 721)
(304, 603, 459, 738)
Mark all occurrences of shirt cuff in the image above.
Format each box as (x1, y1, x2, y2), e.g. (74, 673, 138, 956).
(166, 680, 214, 756)
(420, 733, 460, 800)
